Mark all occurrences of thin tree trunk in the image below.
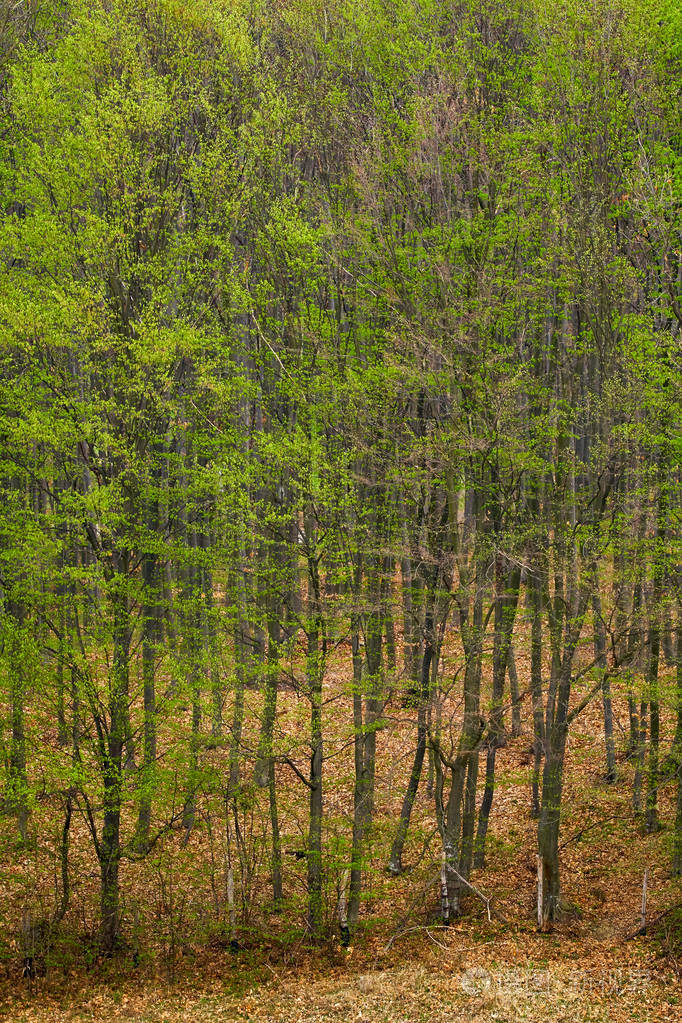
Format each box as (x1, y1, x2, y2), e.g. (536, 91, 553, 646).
(537, 582, 591, 926)
(56, 577, 68, 748)
(508, 643, 521, 739)
(204, 560, 222, 740)
(182, 527, 202, 845)
(5, 597, 29, 844)
(474, 561, 520, 868)
(264, 612, 283, 905)
(348, 553, 384, 927)
(228, 569, 247, 799)
(307, 642, 323, 938)
(632, 697, 647, 815)
(592, 579, 616, 783)
(348, 612, 365, 923)
(254, 603, 279, 789)
(134, 552, 158, 851)
(54, 789, 73, 924)
(387, 605, 433, 875)
(400, 507, 421, 701)
(645, 459, 666, 832)
(673, 615, 682, 875)
(306, 509, 325, 939)
(530, 566, 545, 819)
(99, 580, 129, 951)
(645, 626, 661, 832)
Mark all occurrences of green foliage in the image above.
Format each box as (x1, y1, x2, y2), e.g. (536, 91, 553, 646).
(0, 0, 679, 965)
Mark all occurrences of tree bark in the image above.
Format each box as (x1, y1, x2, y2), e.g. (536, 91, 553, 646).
(306, 509, 325, 939)
(134, 551, 158, 851)
(592, 579, 616, 784)
(387, 614, 433, 875)
(98, 580, 130, 951)
(474, 560, 520, 868)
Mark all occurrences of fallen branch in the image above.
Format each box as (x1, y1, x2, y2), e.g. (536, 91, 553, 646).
(444, 863, 506, 923)
(392, 869, 442, 932)
(625, 901, 682, 941)
(381, 924, 450, 955)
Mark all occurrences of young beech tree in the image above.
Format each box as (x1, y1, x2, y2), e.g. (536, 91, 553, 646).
(0, 0, 257, 948)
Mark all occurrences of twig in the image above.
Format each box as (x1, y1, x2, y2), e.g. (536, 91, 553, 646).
(558, 813, 632, 851)
(391, 870, 442, 932)
(381, 924, 450, 955)
(444, 863, 500, 923)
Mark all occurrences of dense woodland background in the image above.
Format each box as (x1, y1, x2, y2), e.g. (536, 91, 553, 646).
(0, 0, 680, 986)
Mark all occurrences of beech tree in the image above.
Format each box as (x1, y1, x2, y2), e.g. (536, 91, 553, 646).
(0, 0, 679, 960)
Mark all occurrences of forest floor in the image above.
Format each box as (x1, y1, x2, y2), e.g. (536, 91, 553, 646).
(2, 929, 680, 1022)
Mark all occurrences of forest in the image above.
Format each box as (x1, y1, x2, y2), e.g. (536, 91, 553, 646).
(0, 0, 680, 1019)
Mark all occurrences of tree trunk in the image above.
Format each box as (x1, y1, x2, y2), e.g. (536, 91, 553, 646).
(228, 579, 247, 799)
(135, 551, 158, 851)
(645, 622, 661, 832)
(633, 700, 647, 816)
(674, 614, 682, 875)
(508, 644, 521, 739)
(387, 618, 433, 875)
(529, 566, 545, 819)
(182, 527, 202, 844)
(203, 559, 222, 740)
(306, 510, 325, 940)
(645, 460, 666, 832)
(98, 581, 129, 950)
(264, 612, 284, 905)
(5, 603, 29, 844)
(592, 581, 616, 783)
(474, 561, 520, 868)
(307, 640, 323, 938)
(537, 730, 565, 926)
(537, 584, 590, 926)
(348, 614, 365, 923)
(348, 554, 384, 927)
